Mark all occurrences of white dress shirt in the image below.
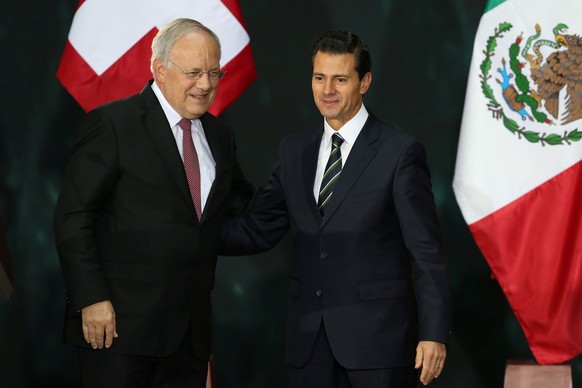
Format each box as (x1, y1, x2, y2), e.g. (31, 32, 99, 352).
(152, 81, 216, 212)
(313, 104, 369, 200)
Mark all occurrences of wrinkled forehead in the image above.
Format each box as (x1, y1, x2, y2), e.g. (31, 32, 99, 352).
(170, 32, 221, 65)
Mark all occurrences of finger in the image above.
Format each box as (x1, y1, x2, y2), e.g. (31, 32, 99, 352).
(113, 312, 118, 338)
(424, 365, 440, 385)
(82, 322, 90, 344)
(105, 316, 117, 348)
(420, 357, 439, 385)
(104, 325, 114, 348)
(434, 359, 445, 379)
(415, 346, 424, 369)
(425, 374, 435, 385)
(425, 362, 442, 385)
(95, 324, 105, 349)
(87, 324, 97, 349)
(420, 361, 432, 385)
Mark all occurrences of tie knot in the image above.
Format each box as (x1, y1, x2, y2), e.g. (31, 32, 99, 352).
(332, 133, 344, 149)
(178, 118, 191, 133)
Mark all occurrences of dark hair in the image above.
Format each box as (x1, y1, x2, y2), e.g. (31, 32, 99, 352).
(312, 31, 371, 80)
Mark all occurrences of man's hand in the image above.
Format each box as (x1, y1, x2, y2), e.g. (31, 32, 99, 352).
(81, 300, 118, 349)
(415, 340, 446, 385)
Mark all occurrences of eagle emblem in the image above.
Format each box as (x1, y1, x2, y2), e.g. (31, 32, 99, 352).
(480, 22, 581, 146)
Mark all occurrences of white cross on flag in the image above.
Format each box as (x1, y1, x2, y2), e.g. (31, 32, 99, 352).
(57, 0, 256, 116)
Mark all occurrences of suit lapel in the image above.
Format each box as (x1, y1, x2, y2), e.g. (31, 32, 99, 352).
(302, 128, 324, 223)
(139, 82, 196, 216)
(320, 115, 379, 229)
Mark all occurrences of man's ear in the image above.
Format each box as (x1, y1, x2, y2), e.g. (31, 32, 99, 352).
(360, 72, 372, 95)
(153, 58, 166, 82)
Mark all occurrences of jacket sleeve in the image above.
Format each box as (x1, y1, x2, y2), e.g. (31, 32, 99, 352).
(226, 135, 258, 217)
(392, 139, 451, 344)
(220, 141, 290, 256)
(53, 109, 118, 311)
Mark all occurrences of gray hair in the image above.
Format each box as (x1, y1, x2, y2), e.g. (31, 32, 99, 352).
(150, 18, 221, 73)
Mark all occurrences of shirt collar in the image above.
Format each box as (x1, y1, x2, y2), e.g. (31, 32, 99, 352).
(152, 81, 185, 129)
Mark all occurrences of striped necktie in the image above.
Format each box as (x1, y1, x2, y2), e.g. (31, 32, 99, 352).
(318, 133, 345, 215)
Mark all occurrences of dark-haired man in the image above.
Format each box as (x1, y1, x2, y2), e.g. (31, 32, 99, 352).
(221, 30, 450, 387)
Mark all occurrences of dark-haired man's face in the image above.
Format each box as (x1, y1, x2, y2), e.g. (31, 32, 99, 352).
(311, 51, 371, 130)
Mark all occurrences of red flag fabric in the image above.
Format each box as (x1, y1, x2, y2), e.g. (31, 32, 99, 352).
(469, 163, 582, 364)
(57, 0, 256, 116)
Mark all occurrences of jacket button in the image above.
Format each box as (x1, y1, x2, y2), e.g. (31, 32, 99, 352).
(316, 289, 322, 297)
(320, 252, 328, 259)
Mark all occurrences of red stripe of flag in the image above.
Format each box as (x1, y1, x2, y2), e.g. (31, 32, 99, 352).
(470, 161, 582, 364)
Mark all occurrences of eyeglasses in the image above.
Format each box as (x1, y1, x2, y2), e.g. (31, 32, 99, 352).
(169, 60, 226, 81)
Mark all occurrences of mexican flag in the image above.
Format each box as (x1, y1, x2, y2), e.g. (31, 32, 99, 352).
(57, 0, 256, 116)
(453, 0, 582, 364)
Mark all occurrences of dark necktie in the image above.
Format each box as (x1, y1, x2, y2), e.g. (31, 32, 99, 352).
(318, 133, 345, 215)
(179, 118, 202, 220)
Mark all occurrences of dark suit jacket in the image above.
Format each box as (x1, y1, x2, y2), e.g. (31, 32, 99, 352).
(54, 81, 254, 360)
(221, 113, 450, 369)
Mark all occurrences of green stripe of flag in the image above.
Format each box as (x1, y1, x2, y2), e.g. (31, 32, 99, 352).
(484, 0, 505, 12)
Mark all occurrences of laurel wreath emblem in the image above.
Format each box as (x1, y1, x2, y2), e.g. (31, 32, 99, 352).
(480, 22, 581, 146)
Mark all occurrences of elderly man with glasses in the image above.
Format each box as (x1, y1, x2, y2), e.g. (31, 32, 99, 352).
(54, 18, 254, 387)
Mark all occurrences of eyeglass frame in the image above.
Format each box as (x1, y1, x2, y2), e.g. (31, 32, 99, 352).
(168, 60, 226, 81)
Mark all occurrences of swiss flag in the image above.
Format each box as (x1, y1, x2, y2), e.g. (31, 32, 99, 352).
(57, 0, 256, 116)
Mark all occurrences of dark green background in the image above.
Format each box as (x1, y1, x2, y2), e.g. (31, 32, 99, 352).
(1, 1, 580, 387)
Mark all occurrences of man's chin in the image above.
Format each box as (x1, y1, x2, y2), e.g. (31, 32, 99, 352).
(317, 107, 336, 119)
(186, 105, 210, 118)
